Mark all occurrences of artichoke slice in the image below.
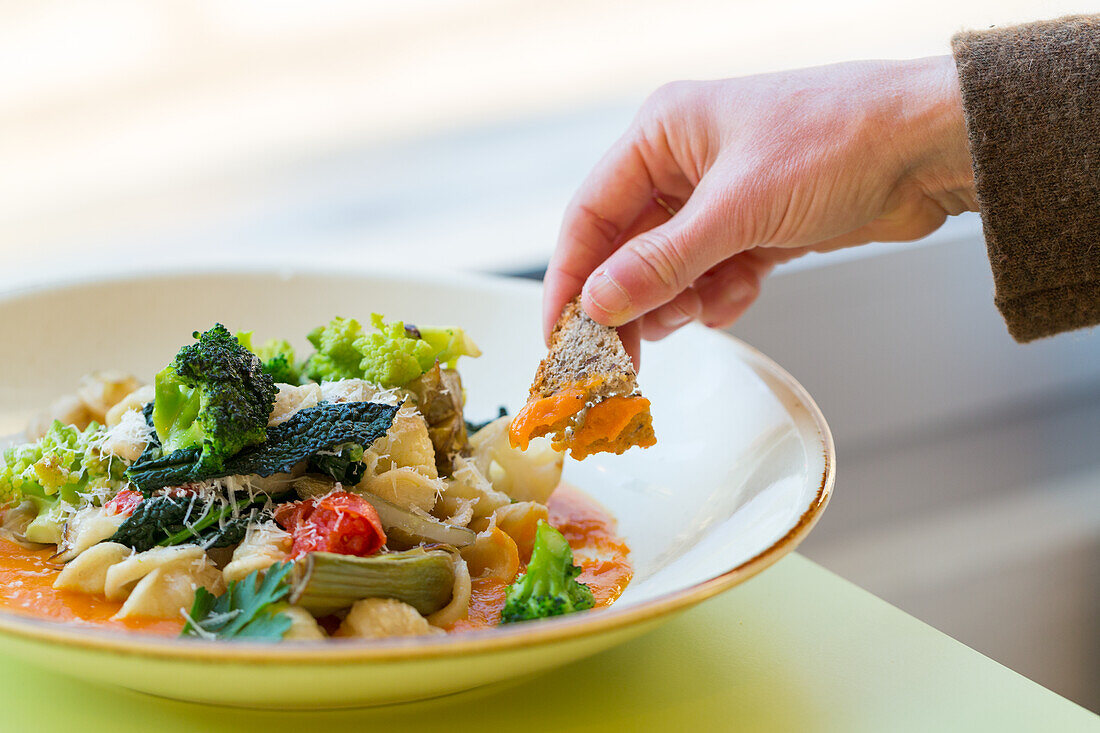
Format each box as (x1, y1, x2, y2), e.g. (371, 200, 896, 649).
(291, 548, 455, 617)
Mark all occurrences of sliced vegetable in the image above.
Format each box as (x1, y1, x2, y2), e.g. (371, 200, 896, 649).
(406, 365, 467, 475)
(182, 562, 294, 641)
(291, 548, 455, 616)
(357, 490, 476, 549)
(126, 401, 398, 492)
(274, 491, 386, 559)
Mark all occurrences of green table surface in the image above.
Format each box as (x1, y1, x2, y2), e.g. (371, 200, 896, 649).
(2, 554, 1095, 732)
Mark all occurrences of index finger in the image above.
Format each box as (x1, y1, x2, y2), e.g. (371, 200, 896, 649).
(543, 127, 693, 339)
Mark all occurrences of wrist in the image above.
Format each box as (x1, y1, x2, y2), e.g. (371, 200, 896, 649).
(894, 55, 977, 213)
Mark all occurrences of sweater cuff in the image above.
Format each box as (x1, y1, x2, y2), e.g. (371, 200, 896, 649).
(952, 15, 1100, 342)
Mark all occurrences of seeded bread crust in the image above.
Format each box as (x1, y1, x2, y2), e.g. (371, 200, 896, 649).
(529, 297, 638, 401)
(521, 296, 655, 458)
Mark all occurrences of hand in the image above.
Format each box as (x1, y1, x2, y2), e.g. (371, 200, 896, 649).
(543, 56, 977, 363)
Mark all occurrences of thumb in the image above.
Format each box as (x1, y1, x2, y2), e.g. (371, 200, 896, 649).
(580, 184, 736, 326)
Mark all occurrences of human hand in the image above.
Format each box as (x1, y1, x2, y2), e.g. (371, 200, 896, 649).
(543, 56, 977, 363)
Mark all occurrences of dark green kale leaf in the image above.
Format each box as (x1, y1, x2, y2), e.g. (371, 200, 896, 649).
(107, 493, 269, 552)
(181, 562, 294, 641)
(126, 401, 398, 492)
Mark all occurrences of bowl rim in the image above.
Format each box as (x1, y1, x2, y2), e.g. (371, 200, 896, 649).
(0, 264, 835, 665)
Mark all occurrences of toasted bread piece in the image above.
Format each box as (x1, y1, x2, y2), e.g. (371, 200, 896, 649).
(509, 297, 655, 459)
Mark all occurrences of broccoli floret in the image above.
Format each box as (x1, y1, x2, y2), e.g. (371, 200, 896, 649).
(303, 315, 481, 388)
(0, 421, 123, 542)
(152, 325, 276, 472)
(500, 520, 595, 624)
(236, 332, 303, 385)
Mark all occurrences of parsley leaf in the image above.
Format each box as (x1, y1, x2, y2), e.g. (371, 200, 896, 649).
(181, 562, 295, 641)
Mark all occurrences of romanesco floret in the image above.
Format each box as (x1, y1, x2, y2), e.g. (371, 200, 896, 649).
(256, 338, 301, 385)
(356, 314, 436, 387)
(303, 317, 368, 383)
(236, 332, 303, 385)
(0, 420, 120, 507)
(303, 315, 480, 388)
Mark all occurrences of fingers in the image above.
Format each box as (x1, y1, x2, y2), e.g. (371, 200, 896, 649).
(542, 126, 691, 339)
(580, 179, 734, 327)
(638, 287, 703, 341)
(638, 251, 773, 340)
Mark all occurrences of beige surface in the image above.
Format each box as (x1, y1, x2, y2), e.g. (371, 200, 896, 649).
(0, 1, 1093, 264)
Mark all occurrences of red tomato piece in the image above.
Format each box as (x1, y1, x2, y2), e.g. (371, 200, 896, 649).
(104, 489, 143, 517)
(275, 491, 386, 559)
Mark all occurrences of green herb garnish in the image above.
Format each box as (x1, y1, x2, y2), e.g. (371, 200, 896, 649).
(181, 562, 295, 641)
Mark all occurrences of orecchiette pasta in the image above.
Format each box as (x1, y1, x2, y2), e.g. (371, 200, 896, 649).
(222, 524, 292, 584)
(358, 467, 442, 513)
(366, 406, 438, 479)
(319, 379, 406, 407)
(53, 542, 132, 595)
(268, 383, 322, 426)
(426, 557, 471, 628)
(336, 598, 443, 639)
(435, 456, 509, 526)
(105, 384, 155, 427)
(469, 417, 563, 504)
(491, 501, 550, 562)
(53, 505, 127, 563)
(76, 372, 143, 425)
(99, 408, 153, 463)
(281, 605, 327, 640)
(114, 561, 223, 620)
(460, 527, 520, 581)
(103, 545, 207, 601)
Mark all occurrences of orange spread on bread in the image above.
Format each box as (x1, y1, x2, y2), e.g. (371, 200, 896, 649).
(508, 387, 588, 450)
(568, 395, 652, 458)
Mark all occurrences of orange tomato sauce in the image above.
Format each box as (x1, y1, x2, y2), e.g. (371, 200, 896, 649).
(0, 484, 630, 637)
(449, 483, 632, 631)
(0, 540, 182, 636)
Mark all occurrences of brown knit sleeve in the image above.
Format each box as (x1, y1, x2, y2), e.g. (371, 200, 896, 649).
(952, 16, 1100, 342)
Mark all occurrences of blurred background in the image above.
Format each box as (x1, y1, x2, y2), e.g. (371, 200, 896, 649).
(2, 0, 1098, 711)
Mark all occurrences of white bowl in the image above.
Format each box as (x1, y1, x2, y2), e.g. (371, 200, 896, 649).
(0, 266, 833, 708)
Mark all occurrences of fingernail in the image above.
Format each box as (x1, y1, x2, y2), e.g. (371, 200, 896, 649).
(585, 271, 631, 318)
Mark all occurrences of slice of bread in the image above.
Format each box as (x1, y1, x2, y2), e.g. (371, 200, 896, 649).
(509, 296, 655, 459)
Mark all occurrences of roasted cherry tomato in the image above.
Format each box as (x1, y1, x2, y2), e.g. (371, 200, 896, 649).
(104, 489, 143, 517)
(275, 491, 386, 559)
